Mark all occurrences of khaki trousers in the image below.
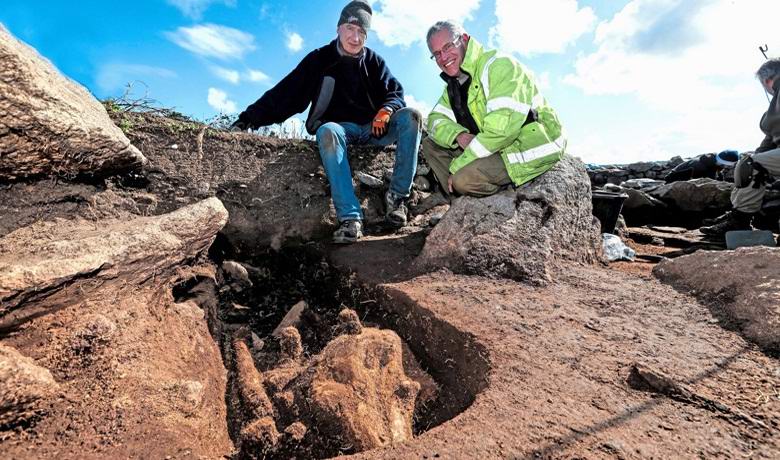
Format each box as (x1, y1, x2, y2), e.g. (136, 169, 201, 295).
(732, 147, 780, 213)
(421, 137, 512, 197)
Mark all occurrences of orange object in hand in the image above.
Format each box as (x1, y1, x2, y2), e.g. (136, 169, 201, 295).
(372, 107, 392, 138)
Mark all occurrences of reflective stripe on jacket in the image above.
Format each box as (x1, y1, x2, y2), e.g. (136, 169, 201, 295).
(427, 38, 565, 186)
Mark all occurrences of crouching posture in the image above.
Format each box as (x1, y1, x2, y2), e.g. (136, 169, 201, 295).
(422, 21, 565, 197)
(232, 1, 422, 243)
(701, 58, 780, 237)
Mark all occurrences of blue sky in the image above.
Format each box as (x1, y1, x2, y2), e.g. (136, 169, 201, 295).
(1, 0, 778, 164)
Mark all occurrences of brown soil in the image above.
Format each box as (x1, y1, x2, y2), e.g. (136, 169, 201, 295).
(328, 234, 780, 459)
(3, 113, 778, 459)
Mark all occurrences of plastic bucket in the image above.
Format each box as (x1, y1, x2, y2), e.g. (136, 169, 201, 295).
(592, 190, 629, 234)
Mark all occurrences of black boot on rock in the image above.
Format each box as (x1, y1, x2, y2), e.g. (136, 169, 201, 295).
(699, 210, 753, 237)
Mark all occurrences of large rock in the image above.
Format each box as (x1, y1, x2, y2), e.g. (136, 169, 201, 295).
(0, 343, 59, 428)
(228, 310, 422, 458)
(297, 327, 420, 451)
(417, 155, 601, 285)
(0, 24, 146, 181)
(602, 184, 669, 227)
(0, 197, 228, 327)
(653, 247, 780, 351)
(647, 178, 733, 212)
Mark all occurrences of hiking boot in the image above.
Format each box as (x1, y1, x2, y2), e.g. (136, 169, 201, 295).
(699, 210, 753, 237)
(332, 220, 363, 244)
(384, 191, 408, 228)
(701, 213, 730, 227)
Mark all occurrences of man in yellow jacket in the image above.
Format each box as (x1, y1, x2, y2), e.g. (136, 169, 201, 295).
(423, 21, 566, 197)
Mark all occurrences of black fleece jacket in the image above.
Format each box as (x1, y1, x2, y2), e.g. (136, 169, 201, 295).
(236, 40, 405, 133)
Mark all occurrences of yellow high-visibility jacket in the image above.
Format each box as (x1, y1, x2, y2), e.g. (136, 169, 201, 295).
(428, 38, 566, 186)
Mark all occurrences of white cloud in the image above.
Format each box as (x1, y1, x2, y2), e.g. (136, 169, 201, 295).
(96, 63, 177, 92)
(404, 95, 433, 116)
(257, 118, 313, 140)
(166, 24, 255, 60)
(564, 0, 780, 163)
(207, 87, 237, 113)
(246, 69, 270, 83)
(286, 32, 303, 52)
(535, 72, 552, 92)
(489, 0, 596, 56)
(211, 66, 240, 84)
(166, 0, 236, 20)
(371, 0, 481, 47)
(571, 106, 759, 165)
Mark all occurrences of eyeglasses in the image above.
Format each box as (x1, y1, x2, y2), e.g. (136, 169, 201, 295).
(430, 36, 461, 61)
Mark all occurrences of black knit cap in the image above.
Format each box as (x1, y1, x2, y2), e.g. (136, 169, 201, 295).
(338, 1, 372, 33)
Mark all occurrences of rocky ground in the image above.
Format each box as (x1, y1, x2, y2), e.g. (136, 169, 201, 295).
(2, 25, 779, 459)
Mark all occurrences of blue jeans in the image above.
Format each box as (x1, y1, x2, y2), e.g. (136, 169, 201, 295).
(316, 107, 421, 222)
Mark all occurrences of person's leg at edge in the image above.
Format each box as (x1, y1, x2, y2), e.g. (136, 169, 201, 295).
(702, 149, 780, 235)
(736, 148, 780, 212)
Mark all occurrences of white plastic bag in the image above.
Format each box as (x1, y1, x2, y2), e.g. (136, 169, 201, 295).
(602, 233, 636, 262)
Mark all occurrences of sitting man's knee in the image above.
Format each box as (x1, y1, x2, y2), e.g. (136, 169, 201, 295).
(451, 171, 474, 196)
(393, 107, 422, 127)
(452, 168, 501, 197)
(316, 123, 340, 151)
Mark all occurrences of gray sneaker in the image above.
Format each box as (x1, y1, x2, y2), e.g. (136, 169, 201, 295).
(333, 220, 363, 244)
(384, 191, 408, 228)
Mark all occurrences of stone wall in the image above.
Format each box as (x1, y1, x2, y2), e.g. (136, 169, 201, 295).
(587, 156, 683, 187)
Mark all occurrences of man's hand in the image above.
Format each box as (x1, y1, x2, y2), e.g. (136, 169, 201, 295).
(447, 175, 454, 194)
(230, 120, 250, 132)
(372, 108, 392, 138)
(456, 132, 475, 149)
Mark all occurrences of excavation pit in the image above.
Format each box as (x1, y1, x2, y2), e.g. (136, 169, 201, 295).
(176, 244, 490, 459)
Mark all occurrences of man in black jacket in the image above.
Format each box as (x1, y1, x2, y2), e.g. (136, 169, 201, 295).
(232, 1, 421, 244)
(701, 58, 780, 236)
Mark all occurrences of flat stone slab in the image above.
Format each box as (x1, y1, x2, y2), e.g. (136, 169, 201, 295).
(0, 197, 228, 327)
(725, 230, 777, 249)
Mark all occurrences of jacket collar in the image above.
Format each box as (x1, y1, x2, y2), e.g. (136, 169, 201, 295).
(438, 36, 484, 82)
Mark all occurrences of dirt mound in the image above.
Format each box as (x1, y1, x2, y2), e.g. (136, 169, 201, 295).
(0, 200, 233, 458)
(416, 155, 601, 285)
(0, 25, 145, 181)
(112, 111, 426, 253)
(654, 247, 780, 352)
